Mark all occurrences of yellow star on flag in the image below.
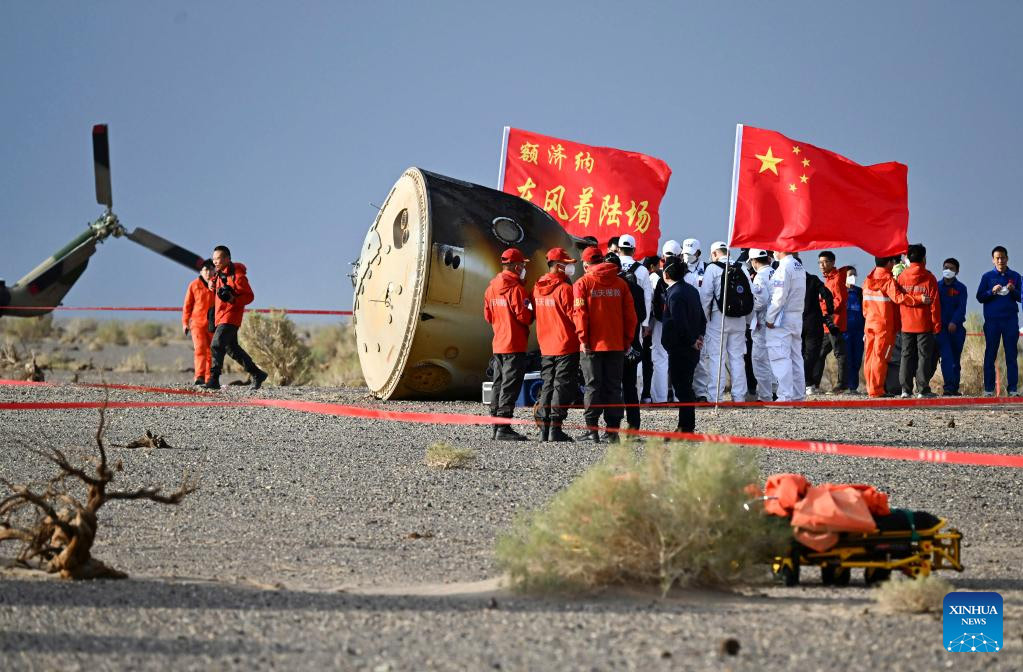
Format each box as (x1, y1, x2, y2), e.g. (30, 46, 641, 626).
(792, 146, 801, 155)
(754, 147, 783, 175)
(788, 183, 797, 193)
(802, 158, 810, 168)
(800, 174, 809, 184)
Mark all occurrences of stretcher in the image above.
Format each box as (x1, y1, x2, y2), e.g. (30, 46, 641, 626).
(771, 511, 964, 586)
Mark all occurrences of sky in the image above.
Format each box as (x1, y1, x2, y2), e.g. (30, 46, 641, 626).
(2, 1, 1021, 317)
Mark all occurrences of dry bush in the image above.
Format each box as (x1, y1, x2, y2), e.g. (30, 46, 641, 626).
(425, 442, 476, 469)
(309, 322, 364, 386)
(496, 443, 790, 595)
(59, 318, 99, 344)
(125, 321, 164, 345)
(94, 321, 128, 346)
(0, 340, 44, 381)
(0, 315, 56, 342)
(115, 352, 149, 373)
(239, 311, 312, 386)
(874, 574, 952, 614)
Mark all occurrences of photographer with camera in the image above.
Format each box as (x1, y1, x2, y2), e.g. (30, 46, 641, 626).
(205, 245, 267, 390)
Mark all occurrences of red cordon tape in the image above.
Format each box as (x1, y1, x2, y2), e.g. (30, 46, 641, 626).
(2, 306, 352, 315)
(2, 382, 1023, 469)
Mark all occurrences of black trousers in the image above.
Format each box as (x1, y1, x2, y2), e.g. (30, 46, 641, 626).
(812, 330, 848, 388)
(622, 356, 641, 429)
(538, 353, 579, 424)
(580, 351, 625, 429)
(668, 349, 698, 432)
(744, 326, 757, 395)
(211, 324, 258, 376)
(641, 330, 653, 400)
(490, 353, 527, 418)
(802, 326, 824, 386)
(900, 332, 936, 395)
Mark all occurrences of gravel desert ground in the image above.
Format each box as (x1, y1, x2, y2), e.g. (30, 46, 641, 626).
(2, 340, 1022, 671)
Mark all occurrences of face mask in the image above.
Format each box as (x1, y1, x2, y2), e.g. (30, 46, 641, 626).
(682, 253, 696, 264)
(564, 264, 576, 278)
(942, 269, 956, 280)
(846, 275, 857, 287)
(519, 268, 527, 280)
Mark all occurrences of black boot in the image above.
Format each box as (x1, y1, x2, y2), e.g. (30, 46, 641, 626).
(193, 377, 204, 386)
(540, 422, 551, 442)
(204, 370, 221, 390)
(548, 425, 574, 442)
(576, 429, 601, 443)
(601, 428, 621, 444)
(494, 425, 528, 441)
(250, 368, 268, 390)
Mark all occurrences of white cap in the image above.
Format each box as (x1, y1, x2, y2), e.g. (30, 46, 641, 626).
(711, 241, 727, 252)
(618, 234, 636, 249)
(748, 248, 769, 260)
(662, 240, 682, 256)
(681, 238, 701, 255)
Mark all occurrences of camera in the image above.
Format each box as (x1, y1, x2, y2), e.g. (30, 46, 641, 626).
(216, 276, 235, 303)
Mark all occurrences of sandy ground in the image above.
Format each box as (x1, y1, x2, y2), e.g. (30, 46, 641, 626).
(1, 340, 1022, 670)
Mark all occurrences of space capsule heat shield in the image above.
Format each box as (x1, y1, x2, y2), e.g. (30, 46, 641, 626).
(353, 168, 581, 400)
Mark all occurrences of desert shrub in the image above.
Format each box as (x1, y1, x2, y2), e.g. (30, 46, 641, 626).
(308, 322, 364, 386)
(60, 318, 99, 344)
(125, 321, 164, 344)
(874, 574, 951, 614)
(425, 442, 476, 469)
(0, 315, 56, 342)
(496, 443, 789, 595)
(94, 321, 128, 346)
(115, 352, 149, 373)
(239, 311, 312, 386)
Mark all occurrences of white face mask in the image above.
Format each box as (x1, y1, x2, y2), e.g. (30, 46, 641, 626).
(846, 275, 857, 287)
(942, 269, 956, 280)
(564, 264, 576, 278)
(682, 252, 697, 265)
(519, 267, 527, 280)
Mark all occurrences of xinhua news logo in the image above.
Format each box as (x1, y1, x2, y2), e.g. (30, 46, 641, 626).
(943, 591, 1002, 653)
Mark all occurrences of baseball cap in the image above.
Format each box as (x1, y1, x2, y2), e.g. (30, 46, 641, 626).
(681, 238, 701, 255)
(618, 234, 636, 249)
(711, 241, 728, 252)
(500, 248, 527, 264)
(662, 240, 682, 256)
(581, 246, 603, 264)
(748, 248, 769, 260)
(545, 247, 577, 263)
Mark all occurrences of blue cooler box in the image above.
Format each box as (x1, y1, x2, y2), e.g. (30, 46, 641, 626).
(481, 371, 542, 407)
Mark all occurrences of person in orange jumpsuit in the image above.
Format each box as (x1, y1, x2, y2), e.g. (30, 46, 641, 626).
(484, 247, 535, 441)
(862, 255, 930, 397)
(896, 244, 942, 397)
(182, 260, 215, 385)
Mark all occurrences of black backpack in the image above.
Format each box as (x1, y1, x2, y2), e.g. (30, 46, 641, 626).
(712, 261, 754, 318)
(652, 274, 667, 321)
(619, 262, 647, 332)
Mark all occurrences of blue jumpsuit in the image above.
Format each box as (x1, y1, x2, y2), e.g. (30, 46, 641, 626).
(936, 278, 967, 394)
(843, 284, 865, 391)
(976, 268, 1022, 394)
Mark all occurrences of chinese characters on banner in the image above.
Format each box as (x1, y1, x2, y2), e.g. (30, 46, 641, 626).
(500, 128, 671, 259)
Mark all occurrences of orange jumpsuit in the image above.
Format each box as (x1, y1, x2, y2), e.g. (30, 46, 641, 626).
(862, 267, 922, 396)
(183, 276, 214, 381)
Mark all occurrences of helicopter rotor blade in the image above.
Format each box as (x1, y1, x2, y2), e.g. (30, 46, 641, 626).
(125, 227, 206, 272)
(93, 124, 113, 209)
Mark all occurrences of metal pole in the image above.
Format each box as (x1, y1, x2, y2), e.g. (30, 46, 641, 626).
(714, 248, 730, 410)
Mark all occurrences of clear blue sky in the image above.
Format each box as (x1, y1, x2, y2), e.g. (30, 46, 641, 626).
(2, 1, 1020, 315)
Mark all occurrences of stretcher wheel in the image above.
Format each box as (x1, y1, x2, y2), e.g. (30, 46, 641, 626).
(821, 565, 837, 586)
(833, 567, 851, 586)
(864, 567, 891, 586)
(778, 563, 799, 587)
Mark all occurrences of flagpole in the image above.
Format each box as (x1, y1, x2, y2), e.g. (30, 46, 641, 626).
(496, 126, 510, 189)
(714, 124, 744, 411)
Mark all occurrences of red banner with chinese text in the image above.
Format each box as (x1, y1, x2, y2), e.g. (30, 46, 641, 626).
(500, 128, 671, 259)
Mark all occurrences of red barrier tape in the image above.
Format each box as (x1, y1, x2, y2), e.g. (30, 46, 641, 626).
(3, 391, 1023, 469)
(3, 306, 352, 315)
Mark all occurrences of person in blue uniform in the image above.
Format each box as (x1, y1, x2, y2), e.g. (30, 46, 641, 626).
(976, 246, 1022, 396)
(936, 258, 968, 396)
(843, 267, 865, 393)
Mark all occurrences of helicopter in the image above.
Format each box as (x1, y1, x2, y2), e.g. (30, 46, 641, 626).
(0, 125, 206, 318)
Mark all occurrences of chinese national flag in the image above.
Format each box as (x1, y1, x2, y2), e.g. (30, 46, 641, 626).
(501, 128, 671, 259)
(729, 125, 909, 257)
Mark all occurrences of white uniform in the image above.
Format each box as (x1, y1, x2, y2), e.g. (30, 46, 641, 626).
(700, 260, 748, 402)
(750, 265, 776, 401)
(646, 270, 669, 402)
(765, 255, 806, 401)
(685, 259, 711, 399)
(618, 253, 652, 329)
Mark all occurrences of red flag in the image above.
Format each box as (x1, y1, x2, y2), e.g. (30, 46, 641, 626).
(500, 128, 671, 259)
(728, 125, 909, 257)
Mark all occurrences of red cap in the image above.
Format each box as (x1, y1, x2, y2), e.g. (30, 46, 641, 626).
(500, 247, 527, 264)
(545, 247, 577, 263)
(581, 246, 603, 264)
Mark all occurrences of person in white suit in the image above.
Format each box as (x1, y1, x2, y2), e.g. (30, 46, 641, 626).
(765, 251, 807, 401)
(699, 242, 748, 402)
(748, 249, 776, 401)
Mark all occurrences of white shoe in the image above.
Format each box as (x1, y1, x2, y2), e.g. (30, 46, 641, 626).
(805, 386, 816, 396)
(899, 392, 911, 399)
(982, 390, 995, 397)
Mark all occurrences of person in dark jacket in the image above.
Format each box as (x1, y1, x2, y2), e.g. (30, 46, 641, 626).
(976, 245, 1022, 396)
(801, 266, 835, 395)
(605, 252, 647, 432)
(531, 247, 579, 442)
(937, 257, 968, 395)
(842, 267, 865, 393)
(661, 260, 706, 433)
(206, 245, 267, 391)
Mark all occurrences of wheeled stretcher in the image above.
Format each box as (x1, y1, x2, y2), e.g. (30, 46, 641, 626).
(771, 510, 964, 586)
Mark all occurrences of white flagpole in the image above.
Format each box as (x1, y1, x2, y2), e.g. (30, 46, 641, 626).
(496, 126, 511, 189)
(714, 124, 744, 410)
